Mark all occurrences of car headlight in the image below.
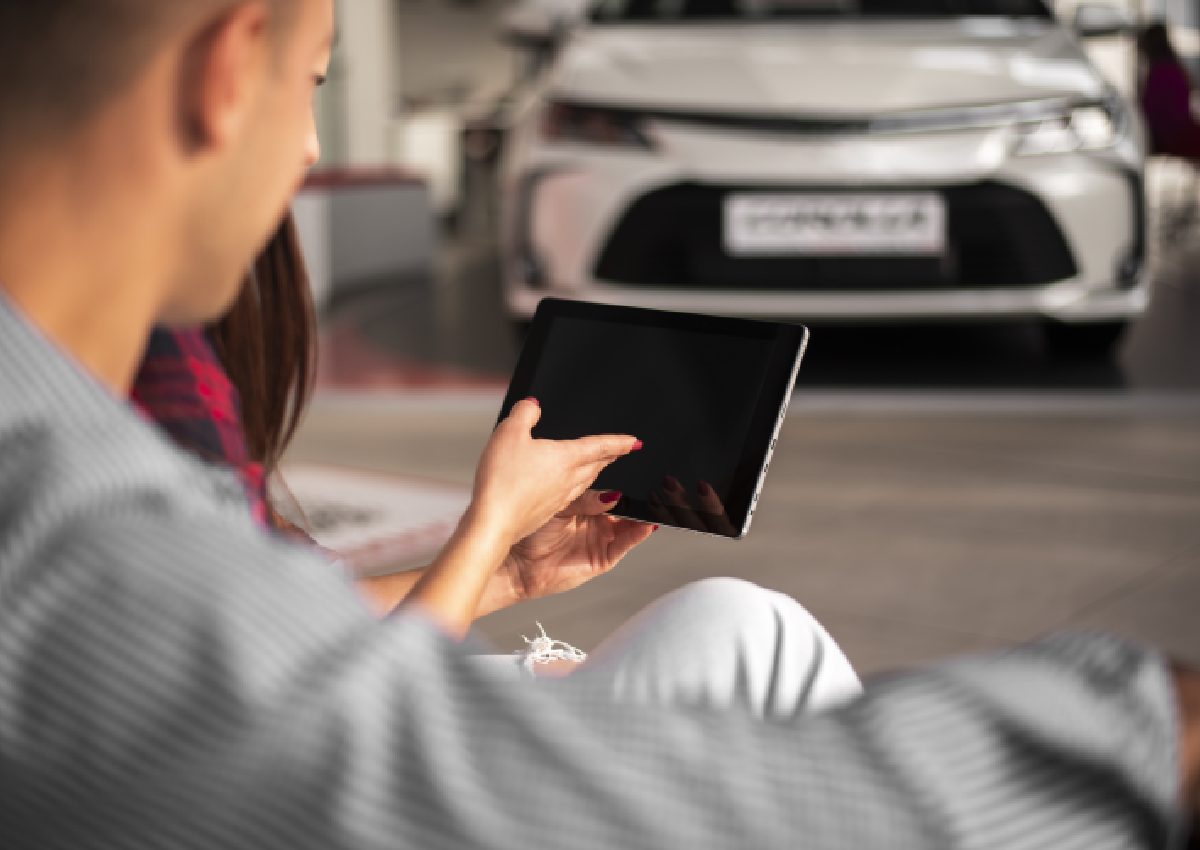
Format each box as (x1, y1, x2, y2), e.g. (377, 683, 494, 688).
(541, 101, 656, 150)
(1012, 100, 1124, 156)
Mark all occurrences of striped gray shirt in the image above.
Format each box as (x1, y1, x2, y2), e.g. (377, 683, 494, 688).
(0, 296, 1187, 849)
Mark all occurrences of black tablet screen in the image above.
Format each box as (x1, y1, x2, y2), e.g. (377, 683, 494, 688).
(525, 315, 774, 524)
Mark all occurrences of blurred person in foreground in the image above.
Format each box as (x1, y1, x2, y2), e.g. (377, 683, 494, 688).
(1139, 22, 1200, 162)
(0, 2, 1198, 850)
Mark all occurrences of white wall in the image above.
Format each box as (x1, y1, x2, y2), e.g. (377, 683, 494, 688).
(348, 0, 402, 164)
(318, 0, 404, 167)
(392, 0, 521, 106)
(302, 2, 437, 298)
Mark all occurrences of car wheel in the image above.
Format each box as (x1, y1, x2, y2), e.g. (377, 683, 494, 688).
(1042, 320, 1129, 360)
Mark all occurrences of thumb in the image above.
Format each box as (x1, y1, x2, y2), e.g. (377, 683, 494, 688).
(604, 518, 658, 566)
(561, 488, 623, 518)
(505, 397, 542, 434)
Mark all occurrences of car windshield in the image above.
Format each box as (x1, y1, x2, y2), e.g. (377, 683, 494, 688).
(590, 0, 1052, 23)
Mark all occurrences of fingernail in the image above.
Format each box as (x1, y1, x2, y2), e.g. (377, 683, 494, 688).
(652, 524, 660, 532)
(698, 481, 716, 497)
(524, 397, 539, 407)
(663, 475, 682, 492)
(631, 439, 644, 451)
(599, 491, 621, 504)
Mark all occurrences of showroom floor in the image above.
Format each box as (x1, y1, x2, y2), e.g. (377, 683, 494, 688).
(291, 393, 1200, 675)
(287, 187, 1200, 677)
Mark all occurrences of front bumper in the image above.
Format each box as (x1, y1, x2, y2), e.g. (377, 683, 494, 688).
(502, 118, 1147, 324)
(506, 278, 1147, 322)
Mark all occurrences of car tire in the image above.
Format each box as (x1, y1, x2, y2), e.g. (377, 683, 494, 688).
(1042, 320, 1129, 360)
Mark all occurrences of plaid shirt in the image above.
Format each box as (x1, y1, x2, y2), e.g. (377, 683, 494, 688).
(130, 327, 270, 528)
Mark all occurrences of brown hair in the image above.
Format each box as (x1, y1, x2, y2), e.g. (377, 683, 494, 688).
(208, 212, 318, 532)
(1138, 23, 1179, 65)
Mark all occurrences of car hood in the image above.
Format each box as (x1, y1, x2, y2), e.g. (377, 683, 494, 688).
(552, 19, 1106, 115)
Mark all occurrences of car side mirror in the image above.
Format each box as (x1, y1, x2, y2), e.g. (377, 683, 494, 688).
(1072, 2, 1135, 39)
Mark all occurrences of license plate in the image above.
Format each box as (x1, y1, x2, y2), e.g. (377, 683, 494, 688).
(724, 193, 946, 256)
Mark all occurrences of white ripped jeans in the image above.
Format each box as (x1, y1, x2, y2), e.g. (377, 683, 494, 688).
(473, 578, 862, 720)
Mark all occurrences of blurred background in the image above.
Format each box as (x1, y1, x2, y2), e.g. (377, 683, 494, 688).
(282, 0, 1200, 672)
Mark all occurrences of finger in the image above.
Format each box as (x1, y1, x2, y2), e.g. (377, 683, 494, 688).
(696, 480, 739, 537)
(568, 434, 643, 466)
(559, 488, 623, 518)
(556, 459, 625, 509)
(502, 397, 542, 435)
(604, 517, 658, 565)
(553, 473, 618, 522)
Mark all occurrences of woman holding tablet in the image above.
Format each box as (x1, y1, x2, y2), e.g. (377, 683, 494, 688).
(128, 47, 860, 714)
(133, 257, 860, 714)
(132, 235, 860, 716)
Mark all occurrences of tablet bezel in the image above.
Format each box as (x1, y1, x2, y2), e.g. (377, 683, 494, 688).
(498, 298, 809, 539)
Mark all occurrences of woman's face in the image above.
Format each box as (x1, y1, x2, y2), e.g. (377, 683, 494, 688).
(303, 21, 334, 169)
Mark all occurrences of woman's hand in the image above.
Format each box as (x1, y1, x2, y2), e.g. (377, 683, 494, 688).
(403, 398, 642, 637)
(497, 489, 657, 606)
(470, 398, 642, 544)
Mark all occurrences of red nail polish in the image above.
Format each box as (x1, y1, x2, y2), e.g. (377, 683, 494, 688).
(631, 439, 644, 451)
(599, 491, 621, 504)
(652, 524, 660, 531)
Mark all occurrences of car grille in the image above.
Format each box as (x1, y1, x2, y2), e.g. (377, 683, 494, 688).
(562, 96, 1089, 138)
(592, 182, 1078, 291)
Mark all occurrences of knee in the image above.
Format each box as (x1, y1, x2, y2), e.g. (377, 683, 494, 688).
(658, 579, 860, 713)
(669, 577, 820, 634)
(672, 576, 770, 611)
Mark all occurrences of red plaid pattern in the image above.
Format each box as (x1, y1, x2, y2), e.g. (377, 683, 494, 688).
(130, 327, 269, 529)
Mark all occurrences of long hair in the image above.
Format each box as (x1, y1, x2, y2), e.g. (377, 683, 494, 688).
(1138, 22, 1179, 65)
(208, 212, 317, 532)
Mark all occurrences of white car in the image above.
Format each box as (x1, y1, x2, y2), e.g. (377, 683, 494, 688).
(499, 0, 1147, 354)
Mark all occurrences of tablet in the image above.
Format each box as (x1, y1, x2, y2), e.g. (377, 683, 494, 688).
(498, 299, 809, 539)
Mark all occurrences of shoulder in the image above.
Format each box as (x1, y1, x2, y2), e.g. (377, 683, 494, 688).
(0, 481, 370, 665)
(0, 401, 260, 586)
